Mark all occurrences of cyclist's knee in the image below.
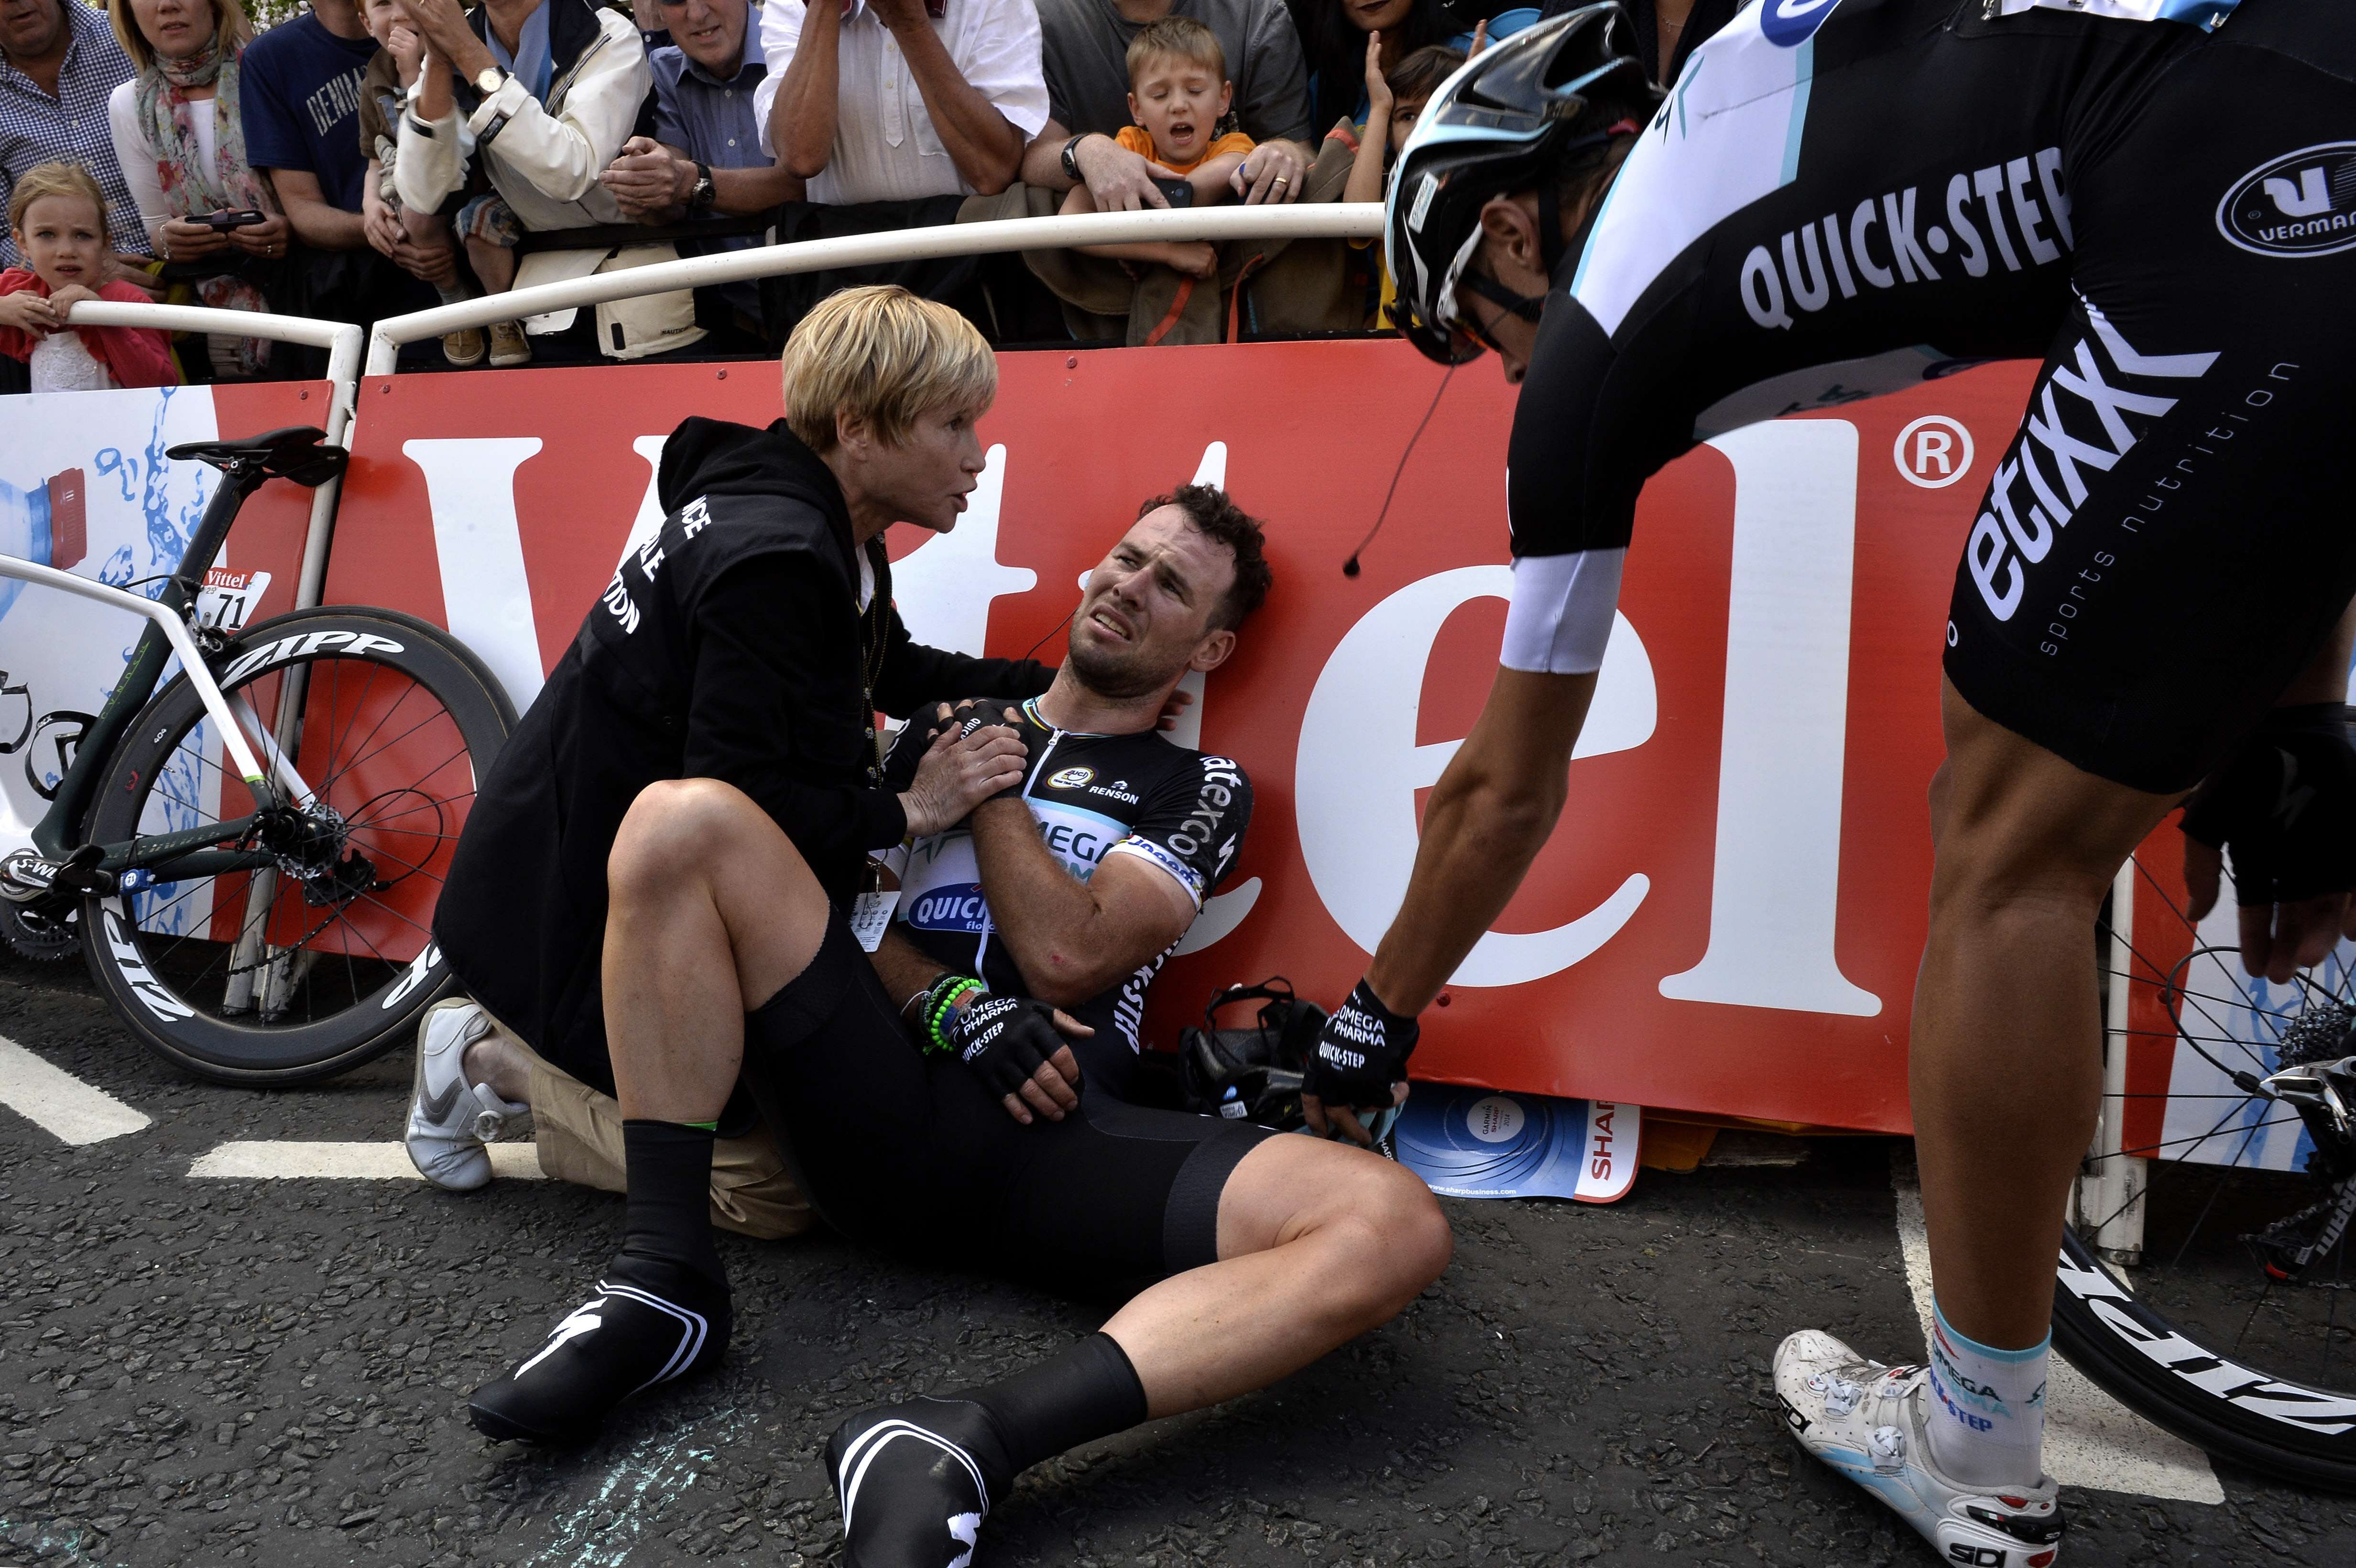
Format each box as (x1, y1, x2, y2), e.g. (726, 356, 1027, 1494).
(1320, 1154, 1454, 1311)
(1929, 808, 2121, 924)
(609, 778, 767, 902)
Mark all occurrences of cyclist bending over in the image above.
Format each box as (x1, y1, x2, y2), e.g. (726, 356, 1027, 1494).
(1318, 2, 2356, 1560)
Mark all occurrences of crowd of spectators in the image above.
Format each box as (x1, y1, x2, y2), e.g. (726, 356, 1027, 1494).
(0, 0, 1729, 388)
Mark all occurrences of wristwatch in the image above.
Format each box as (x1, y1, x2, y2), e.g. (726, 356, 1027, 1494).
(1059, 133, 1093, 183)
(473, 64, 505, 95)
(687, 162, 716, 213)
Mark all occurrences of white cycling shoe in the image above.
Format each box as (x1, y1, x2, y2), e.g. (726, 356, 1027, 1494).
(404, 1000, 528, 1191)
(1774, 1329, 2065, 1567)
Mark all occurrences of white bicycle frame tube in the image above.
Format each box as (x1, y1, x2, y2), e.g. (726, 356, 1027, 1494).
(0, 556, 272, 791)
(365, 203, 1385, 374)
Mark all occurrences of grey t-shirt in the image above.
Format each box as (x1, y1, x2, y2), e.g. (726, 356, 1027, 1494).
(1036, 0, 1311, 145)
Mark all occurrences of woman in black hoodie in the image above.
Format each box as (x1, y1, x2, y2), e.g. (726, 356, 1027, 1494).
(451, 287, 1453, 1568)
(432, 309, 1047, 1104)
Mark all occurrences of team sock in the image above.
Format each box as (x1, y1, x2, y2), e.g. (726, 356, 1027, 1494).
(1923, 1297, 2049, 1488)
(950, 1331, 1149, 1473)
(610, 1118, 727, 1299)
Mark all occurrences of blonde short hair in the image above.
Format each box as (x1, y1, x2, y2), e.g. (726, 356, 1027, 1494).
(781, 286, 996, 454)
(110, 0, 254, 76)
(8, 162, 109, 245)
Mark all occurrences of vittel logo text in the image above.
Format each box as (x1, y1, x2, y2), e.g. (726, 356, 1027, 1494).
(1741, 150, 2071, 330)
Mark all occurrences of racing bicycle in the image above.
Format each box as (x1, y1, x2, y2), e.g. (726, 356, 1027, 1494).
(0, 426, 513, 1085)
(2058, 795, 2356, 1492)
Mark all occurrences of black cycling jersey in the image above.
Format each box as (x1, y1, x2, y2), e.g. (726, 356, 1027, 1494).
(1504, 0, 2356, 790)
(884, 698, 1254, 1101)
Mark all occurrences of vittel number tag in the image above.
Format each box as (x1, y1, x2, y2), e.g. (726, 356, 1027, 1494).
(196, 568, 272, 633)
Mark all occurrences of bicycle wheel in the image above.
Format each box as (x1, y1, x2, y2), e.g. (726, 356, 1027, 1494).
(2054, 843, 2356, 1491)
(81, 606, 515, 1086)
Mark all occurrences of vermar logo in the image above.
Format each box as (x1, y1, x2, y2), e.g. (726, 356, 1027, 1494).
(1760, 0, 1844, 48)
(2218, 142, 2356, 258)
(1048, 766, 1094, 789)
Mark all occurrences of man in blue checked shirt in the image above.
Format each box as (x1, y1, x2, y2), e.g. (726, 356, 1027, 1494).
(0, 0, 146, 274)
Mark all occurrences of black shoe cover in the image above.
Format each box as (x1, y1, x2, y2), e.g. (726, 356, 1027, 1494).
(827, 1397, 1017, 1568)
(469, 1277, 730, 1445)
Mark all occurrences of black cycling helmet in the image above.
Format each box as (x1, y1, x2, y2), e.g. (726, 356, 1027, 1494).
(1177, 979, 1326, 1132)
(1384, 3, 1660, 365)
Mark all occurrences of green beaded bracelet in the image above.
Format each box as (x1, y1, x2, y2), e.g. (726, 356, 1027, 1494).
(922, 976, 985, 1055)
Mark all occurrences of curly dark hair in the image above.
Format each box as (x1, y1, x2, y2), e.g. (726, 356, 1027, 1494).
(1136, 485, 1273, 631)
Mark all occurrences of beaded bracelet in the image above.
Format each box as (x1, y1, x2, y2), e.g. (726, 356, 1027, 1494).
(922, 976, 986, 1055)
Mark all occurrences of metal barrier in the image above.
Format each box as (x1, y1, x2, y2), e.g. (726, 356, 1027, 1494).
(364, 202, 1386, 375)
(58, 301, 363, 616)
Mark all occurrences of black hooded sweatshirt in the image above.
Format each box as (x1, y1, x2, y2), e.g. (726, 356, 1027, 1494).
(434, 417, 1051, 1094)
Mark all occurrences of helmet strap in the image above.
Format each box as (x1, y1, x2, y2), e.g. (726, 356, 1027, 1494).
(1458, 266, 1548, 325)
(1538, 178, 1566, 278)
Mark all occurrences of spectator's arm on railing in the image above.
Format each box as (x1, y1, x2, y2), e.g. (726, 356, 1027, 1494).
(873, 0, 1036, 196)
(266, 168, 368, 252)
(761, 0, 841, 182)
(708, 159, 805, 215)
(1019, 121, 1171, 211)
(601, 138, 804, 220)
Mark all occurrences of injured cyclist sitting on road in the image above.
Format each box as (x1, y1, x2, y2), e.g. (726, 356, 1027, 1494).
(404, 284, 1452, 1568)
(404, 483, 1276, 1231)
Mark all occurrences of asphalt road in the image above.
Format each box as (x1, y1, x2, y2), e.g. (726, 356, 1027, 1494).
(0, 960, 2348, 1568)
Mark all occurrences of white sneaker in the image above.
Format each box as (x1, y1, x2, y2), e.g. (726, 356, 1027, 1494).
(404, 1000, 528, 1191)
(1774, 1329, 2066, 1567)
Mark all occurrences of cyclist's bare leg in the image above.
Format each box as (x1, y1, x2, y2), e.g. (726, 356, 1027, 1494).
(455, 780, 828, 1111)
(601, 778, 830, 1123)
(1911, 676, 2176, 1349)
(1101, 1132, 1453, 1416)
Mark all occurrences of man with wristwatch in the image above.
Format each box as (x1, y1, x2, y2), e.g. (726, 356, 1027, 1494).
(394, 0, 707, 361)
(602, 0, 801, 229)
(600, 0, 800, 341)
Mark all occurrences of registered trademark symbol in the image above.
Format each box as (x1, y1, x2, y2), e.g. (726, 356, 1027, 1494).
(1894, 415, 1974, 490)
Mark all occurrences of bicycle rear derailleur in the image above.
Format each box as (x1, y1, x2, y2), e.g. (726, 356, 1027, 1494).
(2245, 1052, 2356, 1282)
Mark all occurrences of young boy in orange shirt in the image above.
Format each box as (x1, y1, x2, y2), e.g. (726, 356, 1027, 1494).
(1059, 16, 1254, 280)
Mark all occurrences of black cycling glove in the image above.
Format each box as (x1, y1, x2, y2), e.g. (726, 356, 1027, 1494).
(2181, 703, 2356, 906)
(1306, 978, 1419, 1108)
(939, 993, 1072, 1102)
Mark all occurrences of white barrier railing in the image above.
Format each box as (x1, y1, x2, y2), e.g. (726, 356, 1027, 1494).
(365, 202, 1386, 376)
(59, 301, 364, 616)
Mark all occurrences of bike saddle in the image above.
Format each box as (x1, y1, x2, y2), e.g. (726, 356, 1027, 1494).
(166, 426, 349, 488)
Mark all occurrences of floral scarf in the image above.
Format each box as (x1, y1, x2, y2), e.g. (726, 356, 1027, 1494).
(133, 25, 275, 373)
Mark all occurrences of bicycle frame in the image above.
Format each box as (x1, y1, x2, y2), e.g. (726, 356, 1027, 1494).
(1, 458, 308, 878)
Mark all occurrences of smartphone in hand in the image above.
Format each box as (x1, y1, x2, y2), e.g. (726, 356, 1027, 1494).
(202, 210, 268, 231)
(1151, 178, 1194, 209)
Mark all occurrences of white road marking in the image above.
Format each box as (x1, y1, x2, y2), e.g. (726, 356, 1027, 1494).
(0, 1034, 150, 1144)
(188, 1140, 545, 1180)
(1889, 1151, 2223, 1503)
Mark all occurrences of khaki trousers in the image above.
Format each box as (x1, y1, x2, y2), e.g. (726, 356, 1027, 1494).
(453, 1002, 818, 1241)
